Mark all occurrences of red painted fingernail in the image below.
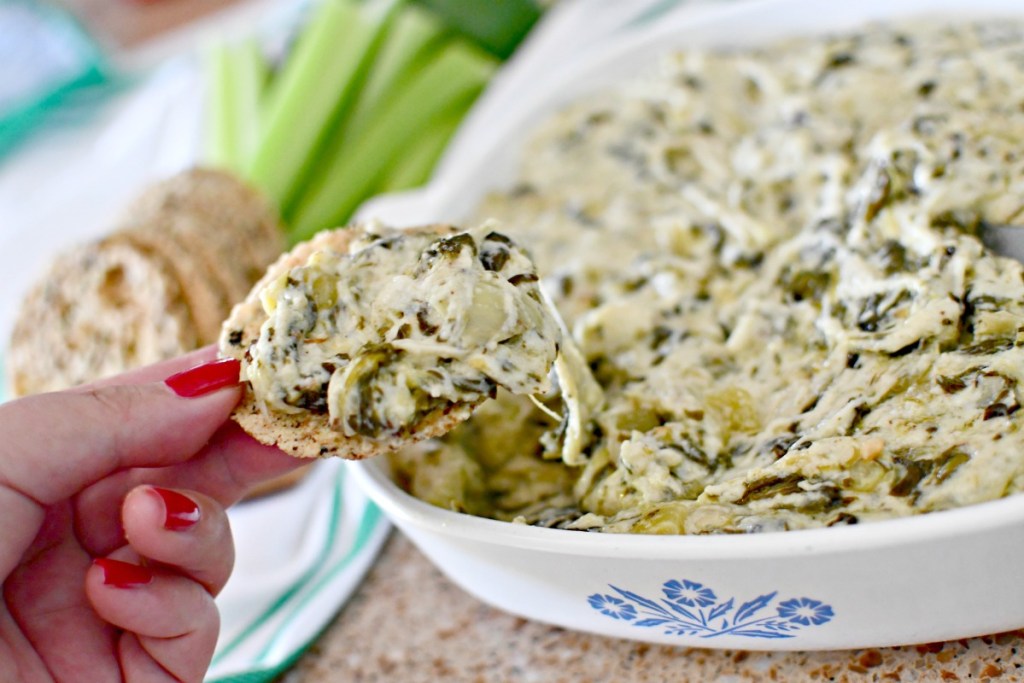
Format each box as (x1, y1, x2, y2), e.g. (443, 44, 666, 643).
(164, 358, 241, 397)
(150, 487, 201, 530)
(94, 558, 153, 588)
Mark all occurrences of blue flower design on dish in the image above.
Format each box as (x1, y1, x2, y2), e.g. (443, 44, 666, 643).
(777, 597, 834, 626)
(588, 579, 834, 639)
(588, 594, 638, 621)
(663, 579, 717, 607)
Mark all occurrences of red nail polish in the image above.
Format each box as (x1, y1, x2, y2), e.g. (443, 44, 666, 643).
(150, 487, 201, 530)
(94, 558, 153, 588)
(165, 358, 241, 397)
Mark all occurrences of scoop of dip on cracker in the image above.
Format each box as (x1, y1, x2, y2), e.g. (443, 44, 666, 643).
(219, 222, 571, 459)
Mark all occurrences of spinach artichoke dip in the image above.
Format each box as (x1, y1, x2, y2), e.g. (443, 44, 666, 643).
(241, 224, 561, 442)
(388, 21, 1024, 534)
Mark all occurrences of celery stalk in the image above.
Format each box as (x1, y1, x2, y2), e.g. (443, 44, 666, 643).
(205, 44, 236, 169)
(231, 38, 268, 173)
(287, 40, 497, 242)
(344, 5, 449, 138)
(412, 0, 541, 59)
(376, 107, 465, 192)
(247, 0, 401, 209)
(290, 3, 449, 217)
(206, 40, 267, 173)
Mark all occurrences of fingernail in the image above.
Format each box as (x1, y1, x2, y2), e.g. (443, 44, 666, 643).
(150, 487, 201, 530)
(94, 558, 153, 588)
(165, 358, 241, 398)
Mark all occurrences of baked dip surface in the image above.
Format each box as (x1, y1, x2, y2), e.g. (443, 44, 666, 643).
(389, 21, 1024, 533)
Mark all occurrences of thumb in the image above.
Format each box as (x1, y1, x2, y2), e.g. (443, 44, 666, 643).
(0, 358, 242, 507)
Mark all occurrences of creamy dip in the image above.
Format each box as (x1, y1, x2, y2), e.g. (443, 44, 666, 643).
(389, 21, 1024, 533)
(244, 223, 560, 439)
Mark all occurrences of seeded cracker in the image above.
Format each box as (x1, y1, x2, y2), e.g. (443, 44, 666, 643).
(9, 241, 196, 396)
(122, 168, 283, 295)
(7, 168, 285, 396)
(106, 230, 228, 346)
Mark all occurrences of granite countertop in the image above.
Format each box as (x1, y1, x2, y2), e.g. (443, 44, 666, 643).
(283, 533, 1023, 682)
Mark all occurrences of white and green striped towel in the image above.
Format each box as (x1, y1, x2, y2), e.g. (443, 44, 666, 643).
(208, 461, 389, 682)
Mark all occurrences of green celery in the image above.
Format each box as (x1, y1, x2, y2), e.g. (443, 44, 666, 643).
(287, 39, 497, 242)
(376, 106, 465, 192)
(338, 4, 450, 152)
(411, 0, 541, 59)
(205, 40, 267, 173)
(230, 38, 268, 173)
(247, 0, 401, 209)
(292, 3, 449, 217)
(205, 43, 235, 169)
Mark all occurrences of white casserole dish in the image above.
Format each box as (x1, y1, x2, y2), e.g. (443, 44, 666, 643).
(349, 0, 1024, 650)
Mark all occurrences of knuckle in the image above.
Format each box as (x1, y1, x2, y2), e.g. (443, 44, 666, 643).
(76, 384, 150, 456)
(79, 384, 142, 421)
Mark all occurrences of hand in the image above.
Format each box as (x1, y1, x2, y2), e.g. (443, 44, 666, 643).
(0, 347, 301, 682)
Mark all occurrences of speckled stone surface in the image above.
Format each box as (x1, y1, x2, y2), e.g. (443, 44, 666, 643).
(282, 533, 1024, 682)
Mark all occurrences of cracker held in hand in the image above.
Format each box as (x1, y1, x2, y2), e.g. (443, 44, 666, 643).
(219, 221, 562, 459)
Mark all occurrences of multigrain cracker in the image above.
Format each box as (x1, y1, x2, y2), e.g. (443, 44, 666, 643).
(107, 230, 227, 346)
(229, 388, 479, 460)
(125, 168, 284, 287)
(9, 241, 194, 396)
(8, 167, 285, 395)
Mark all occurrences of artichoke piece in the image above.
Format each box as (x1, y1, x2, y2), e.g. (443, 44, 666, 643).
(461, 279, 512, 347)
(329, 346, 418, 437)
(631, 501, 692, 535)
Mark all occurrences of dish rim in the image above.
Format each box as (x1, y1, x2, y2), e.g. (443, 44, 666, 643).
(350, 458, 1024, 559)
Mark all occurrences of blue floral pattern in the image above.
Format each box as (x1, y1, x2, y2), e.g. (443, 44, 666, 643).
(588, 580, 834, 639)
(776, 597, 834, 626)
(663, 579, 717, 607)
(588, 594, 638, 620)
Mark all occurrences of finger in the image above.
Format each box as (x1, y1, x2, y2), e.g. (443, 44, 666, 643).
(0, 357, 242, 507)
(86, 553, 218, 683)
(187, 422, 305, 505)
(72, 344, 219, 390)
(118, 635, 188, 683)
(0, 357, 241, 579)
(4, 502, 122, 683)
(75, 422, 302, 556)
(121, 486, 234, 595)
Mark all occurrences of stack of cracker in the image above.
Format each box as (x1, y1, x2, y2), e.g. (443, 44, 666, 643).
(7, 167, 285, 397)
